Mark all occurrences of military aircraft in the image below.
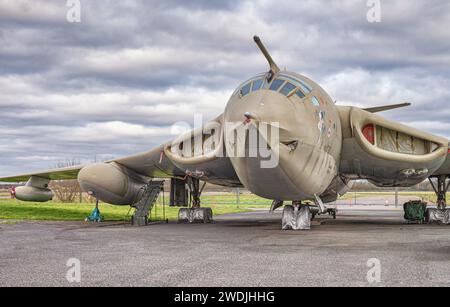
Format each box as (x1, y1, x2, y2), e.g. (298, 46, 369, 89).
(1, 36, 450, 229)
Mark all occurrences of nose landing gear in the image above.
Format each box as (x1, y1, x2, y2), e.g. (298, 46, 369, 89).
(270, 200, 284, 213)
(282, 201, 312, 230)
(281, 196, 336, 230)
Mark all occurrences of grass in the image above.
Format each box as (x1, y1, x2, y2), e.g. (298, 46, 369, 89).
(202, 194, 272, 207)
(0, 191, 443, 222)
(0, 197, 256, 222)
(339, 191, 444, 203)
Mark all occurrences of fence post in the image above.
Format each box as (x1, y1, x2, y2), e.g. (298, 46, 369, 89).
(395, 188, 399, 208)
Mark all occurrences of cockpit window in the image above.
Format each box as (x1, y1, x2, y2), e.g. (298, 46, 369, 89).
(298, 83, 312, 94)
(252, 78, 263, 92)
(241, 83, 251, 96)
(236, 73, 313, 99)
(280, 74, 312, 94)
(280, 82, 296, 96)
(269, 78, 285, 91)
(295, 89, 305, 99)
(311, 96, 320, 106)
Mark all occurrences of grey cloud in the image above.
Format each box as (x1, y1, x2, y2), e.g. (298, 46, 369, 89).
(1, 0, 450, 174)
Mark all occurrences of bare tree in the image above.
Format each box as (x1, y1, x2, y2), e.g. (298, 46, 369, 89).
(49, 180, 82, 203)
(47, 159, 83, 203)
(83, 192, 97, 204)
(55, 158, 81, 169)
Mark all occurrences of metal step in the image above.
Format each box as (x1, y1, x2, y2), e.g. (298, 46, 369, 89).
(131, 181, 164, 226)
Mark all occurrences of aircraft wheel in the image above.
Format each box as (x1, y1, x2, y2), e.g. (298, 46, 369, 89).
(282, 205, 295, 230)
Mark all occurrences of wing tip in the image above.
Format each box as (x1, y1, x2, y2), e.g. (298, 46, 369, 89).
(363, 102, 411, 113)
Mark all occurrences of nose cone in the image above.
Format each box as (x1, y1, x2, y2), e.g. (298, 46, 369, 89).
(225, 91, 295, 131)
(224, 91, 312, 200)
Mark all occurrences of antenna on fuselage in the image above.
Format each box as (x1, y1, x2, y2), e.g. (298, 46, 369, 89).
(253, 36, 280, 80)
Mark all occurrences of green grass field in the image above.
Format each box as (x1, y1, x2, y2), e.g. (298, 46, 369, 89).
(339, 191, 444, 203)
(0, 198, 257, 222)
(0, 191, 444, 222)
(201, 194, 272, 206)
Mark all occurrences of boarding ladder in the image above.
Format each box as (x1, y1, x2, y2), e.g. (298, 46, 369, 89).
(131, 181, 164, 226)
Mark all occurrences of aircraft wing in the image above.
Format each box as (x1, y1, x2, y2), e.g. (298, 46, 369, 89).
(0, 145, 186, 183)
(0, 115, 238, 185)
(0, 165, 84, 183)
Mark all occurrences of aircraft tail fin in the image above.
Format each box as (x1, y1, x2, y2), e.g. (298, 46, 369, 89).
(363, 102, 411, 113)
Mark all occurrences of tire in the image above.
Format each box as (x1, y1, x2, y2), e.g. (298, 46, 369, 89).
(282, 205, 295, 230)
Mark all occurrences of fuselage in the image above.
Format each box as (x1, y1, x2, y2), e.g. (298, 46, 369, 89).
(223, 71, 343, 201)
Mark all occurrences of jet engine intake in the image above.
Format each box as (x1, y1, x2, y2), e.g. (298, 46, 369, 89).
(78, 162, 150, 205)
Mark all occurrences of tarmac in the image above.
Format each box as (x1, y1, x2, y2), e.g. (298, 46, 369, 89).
(1, 204, 450, 287)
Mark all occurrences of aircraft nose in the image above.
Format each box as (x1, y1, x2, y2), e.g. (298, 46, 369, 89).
(223, 91, 310, 200)
(225, 91, 292, 127)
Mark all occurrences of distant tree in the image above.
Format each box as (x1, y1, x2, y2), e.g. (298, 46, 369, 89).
(83, 193, 96, 204)
(49, 180, 82, 203)
(55, 158, 81, 169)
(50, 159, 83, 203)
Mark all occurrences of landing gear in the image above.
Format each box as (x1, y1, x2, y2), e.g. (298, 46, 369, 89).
(178, 177, 213, 224)
(187, 177, 205, 209)
(427, 175, 450, 224)
(330, 209, 337, 220)
(282, 201, 312, 230)
(270, 200, 284, 213)
(311, 207, 337, 220)
(429, 175, 449, 210)
(178, 207, 213, 224)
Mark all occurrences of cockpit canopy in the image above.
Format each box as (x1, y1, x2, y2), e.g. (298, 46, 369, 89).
(235, 72, 313, 100)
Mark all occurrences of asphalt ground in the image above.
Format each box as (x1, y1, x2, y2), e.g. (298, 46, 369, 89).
(1, 204, 449, 287)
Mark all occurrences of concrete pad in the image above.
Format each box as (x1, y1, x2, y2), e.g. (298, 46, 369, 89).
(1, 209, 450, 287)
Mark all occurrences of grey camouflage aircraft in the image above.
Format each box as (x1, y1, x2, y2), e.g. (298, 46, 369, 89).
(2, 37, 450, 229)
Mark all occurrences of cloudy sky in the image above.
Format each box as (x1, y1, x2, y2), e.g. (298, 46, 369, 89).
(1, 0, 450, 175)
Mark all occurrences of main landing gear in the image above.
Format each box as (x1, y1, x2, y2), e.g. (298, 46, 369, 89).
(427, 175, 450, 224)
(178, 177, 213, 224)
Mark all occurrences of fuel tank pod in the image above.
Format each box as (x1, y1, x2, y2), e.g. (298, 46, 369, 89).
(78, 162, 149, 205)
